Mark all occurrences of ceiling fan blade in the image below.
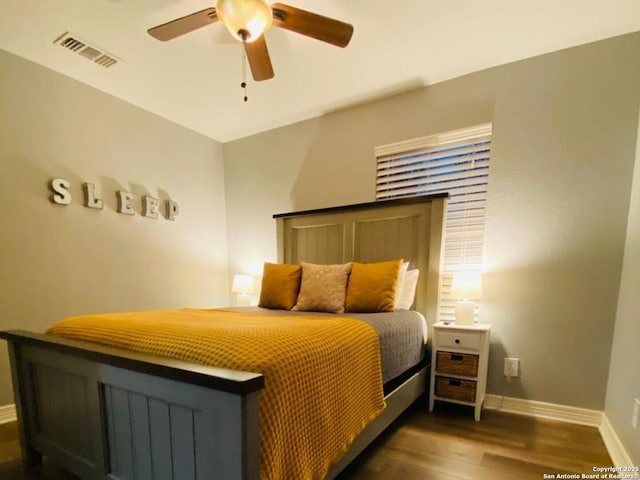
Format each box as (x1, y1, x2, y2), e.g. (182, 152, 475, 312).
(271, 3, 353, 48)
(244, 36, 274, 81)
(148, 8, 219, 41)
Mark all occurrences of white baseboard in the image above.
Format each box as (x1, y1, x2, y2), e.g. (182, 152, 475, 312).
(484, 395, 635, 466)
(484, 394, 602, 427)
(599, 414, 634, 468)
(0, 404, 17, 425)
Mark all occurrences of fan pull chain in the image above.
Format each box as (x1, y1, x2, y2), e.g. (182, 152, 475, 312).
(240, 35, 248, 102)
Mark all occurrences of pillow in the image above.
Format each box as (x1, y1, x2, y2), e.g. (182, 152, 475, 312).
(258, 262, 302, 310)
(393, 261, 410, 310)
(293, 262, 352, 313)
(345, 259, 404, 313)
(397, 269, 420, 310)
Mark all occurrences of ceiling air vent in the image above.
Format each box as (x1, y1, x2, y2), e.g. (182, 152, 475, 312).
(54, 32, 120, 69)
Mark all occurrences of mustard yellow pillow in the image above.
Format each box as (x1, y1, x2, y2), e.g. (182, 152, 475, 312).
(293, 262, 352, 314)
(258, 262, 302, 310)
(345, 259, 404, 313)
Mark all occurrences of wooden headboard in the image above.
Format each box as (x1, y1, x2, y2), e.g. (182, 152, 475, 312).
(273, 194, 447, 326)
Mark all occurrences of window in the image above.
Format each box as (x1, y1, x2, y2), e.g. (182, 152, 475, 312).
(375, 123, 492, 322)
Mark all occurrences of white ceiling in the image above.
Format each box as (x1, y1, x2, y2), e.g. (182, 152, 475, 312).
(1, 1, 639, 143)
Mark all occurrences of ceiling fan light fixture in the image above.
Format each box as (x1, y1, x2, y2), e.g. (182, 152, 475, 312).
(216, 0, 273, 43)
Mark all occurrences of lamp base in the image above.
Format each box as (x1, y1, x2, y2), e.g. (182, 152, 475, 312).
(236, 293, 251, 307)
(455, 300, 475, 325)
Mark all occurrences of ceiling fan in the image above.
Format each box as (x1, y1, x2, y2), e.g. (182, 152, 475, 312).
(148, 0, 354, 82)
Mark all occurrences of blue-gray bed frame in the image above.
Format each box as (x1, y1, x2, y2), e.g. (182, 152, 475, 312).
(1, 194, 446, 480)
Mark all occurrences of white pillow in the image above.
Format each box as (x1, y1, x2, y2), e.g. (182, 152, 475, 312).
(393, 262, 410, 310)
(397, 269, 419, 310)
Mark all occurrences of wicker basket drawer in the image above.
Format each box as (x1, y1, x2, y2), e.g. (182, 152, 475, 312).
(436, 351, 479, 377)
(435, 376, 477, 403)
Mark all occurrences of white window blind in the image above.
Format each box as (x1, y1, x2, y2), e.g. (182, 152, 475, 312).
(375, 123, 492, 322)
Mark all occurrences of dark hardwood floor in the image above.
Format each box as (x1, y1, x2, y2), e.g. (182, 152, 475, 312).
(0, 401, 612, 480)
(337, 402, 612, 479)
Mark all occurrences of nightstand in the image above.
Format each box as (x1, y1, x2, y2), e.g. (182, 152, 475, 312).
(429, 321, 491, 421)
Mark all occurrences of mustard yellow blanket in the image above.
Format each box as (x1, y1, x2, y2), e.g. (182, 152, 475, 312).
(48, 309, 385, 480)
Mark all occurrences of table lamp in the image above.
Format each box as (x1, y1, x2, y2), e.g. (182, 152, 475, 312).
(232, 274, 254, 306)
(450, 272, 482, 325)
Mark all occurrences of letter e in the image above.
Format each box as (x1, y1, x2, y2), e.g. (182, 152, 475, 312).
(166, 199, 179, 221)
(117, 191, 135, 215)
(143, 195, 159, 219)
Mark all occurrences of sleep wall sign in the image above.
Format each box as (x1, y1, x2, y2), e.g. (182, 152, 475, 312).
(49, 178, 179, 221)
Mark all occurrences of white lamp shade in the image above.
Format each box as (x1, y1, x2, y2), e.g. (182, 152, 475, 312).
(232, 274, 254, 294)
(450, 272, 482, 300)
(216, 0, 273, 43)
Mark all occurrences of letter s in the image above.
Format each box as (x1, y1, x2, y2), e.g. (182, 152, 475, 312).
(50, 178, 71, 205)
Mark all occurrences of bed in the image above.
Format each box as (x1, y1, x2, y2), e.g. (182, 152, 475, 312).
(0, 194, 446, 480)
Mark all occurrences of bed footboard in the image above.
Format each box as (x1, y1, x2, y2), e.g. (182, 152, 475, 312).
(1, 330, 264, 480)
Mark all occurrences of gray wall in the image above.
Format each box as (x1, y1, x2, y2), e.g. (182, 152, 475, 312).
(604, 110, 640, 464)
(0, 50, 228, 406)
(224, 32, 640, 410)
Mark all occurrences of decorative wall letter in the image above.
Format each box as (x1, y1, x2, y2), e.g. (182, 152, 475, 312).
(50, 178, 72, 205)
(166, 200, 179, 221)
(49, 178, 178, 221)
(143, 195, 159, 219)
(83, 183, 104, 210)
(117, 191, 135, 215)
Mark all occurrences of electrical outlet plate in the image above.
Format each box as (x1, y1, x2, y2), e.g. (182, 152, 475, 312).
(504, 357, 519, 377)
(632, 398, 640, 429)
